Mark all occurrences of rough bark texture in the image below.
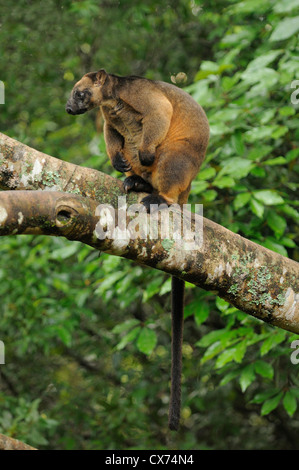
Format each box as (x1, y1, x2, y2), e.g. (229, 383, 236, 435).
(0, 131, 130, 206)
(0, 433, 37, 450)
(0, 132, 298, 333)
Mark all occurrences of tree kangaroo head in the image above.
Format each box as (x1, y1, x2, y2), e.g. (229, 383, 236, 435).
(66, 69, 110, 115)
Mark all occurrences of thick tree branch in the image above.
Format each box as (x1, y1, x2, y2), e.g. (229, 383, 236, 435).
(0, 433, 37, 450)
(0, 132, 129, 205)
(0, 133, 298, 333)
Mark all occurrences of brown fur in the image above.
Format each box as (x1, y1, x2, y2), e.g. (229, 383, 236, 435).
(66, 70, 209, 206)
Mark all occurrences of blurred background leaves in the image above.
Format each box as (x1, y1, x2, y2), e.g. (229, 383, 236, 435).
(0, 0, 298, 450)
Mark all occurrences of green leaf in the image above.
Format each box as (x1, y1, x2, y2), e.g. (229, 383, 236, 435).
(270, 16, 299, 41)
(210, 123, 231, 136)
(260, 108, 276, 125)
(142, 277, 163, 302)
(279, 106, 296, 117)
(250, 167, 266, 178)
(213, 108, 241, 123)
(281, 205, 299, 223)
(283, 391, 297, 417)
(251, 388, 279, 404)
(244, 126, 277, 143)
(248, 145, 273, 161)
(184, 299, 197, 319)
(112, 319, 140, 334)
(260, 330, 286, 356)
(49, 243, 79, 260)
(229, 0, 272, 14)
(204, 190, 217, 202)
(220, 370, 239, 386)
(253, 190, 284, 206)
(234, 341, 247, 363)
(254, 360, 274, 379)
(250, 198, 264, 218)
(267, 211, 287, 239)
(262, 238, 288, 257)
(191, 180, 209, 194)
(245, 50, 283, 72)
(218, 157, 254, 179)
(95, 271, 124, 295)
(194, 301, 210, 325)
(213, 176, 235, 188)
(233, 192, 251, 210)
(280, 236, 296, 248)
(239, 364, 256, 392)
(116, 327, 141, 350)
(136, 327, 157, 355)
(195, 61, 233, 80)
(231, 131, 245, 156)
(216, 297, 230, 312)
(274, 0, 299, 13)
(200, 341, 223, 363)
(160, 278, 172, 296)
(196, 329, 227, 348)
(241, 67, 278, 87)
(198, 167, 216, 180)
(262, 156, 287, 166)
(286, 148, 299, 162)
(222, 76, 239, 91)
(271, 126, 288, 139)
(195, 61, 219, 80)
(56, 327, 72, 346)
(215, 347, 237, 368)
(289, 388, 299, 399)
(261, 392, 283, 416)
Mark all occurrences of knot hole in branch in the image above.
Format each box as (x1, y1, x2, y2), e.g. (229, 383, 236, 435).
(55, 203, 79, 228)
(57, 209, 72, 223)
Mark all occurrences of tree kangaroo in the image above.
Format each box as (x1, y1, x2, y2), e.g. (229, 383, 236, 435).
(66, 69, 209, 430)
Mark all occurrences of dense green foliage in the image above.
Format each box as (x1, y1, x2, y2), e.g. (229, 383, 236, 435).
(0, 0, 298, 450)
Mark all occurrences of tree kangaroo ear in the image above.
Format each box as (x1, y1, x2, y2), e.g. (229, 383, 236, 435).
(95, 69, 107, 86)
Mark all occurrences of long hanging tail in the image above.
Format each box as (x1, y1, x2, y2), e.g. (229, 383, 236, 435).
(168, 276, 185, 431)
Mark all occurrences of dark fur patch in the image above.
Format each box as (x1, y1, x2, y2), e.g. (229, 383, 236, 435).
(112, 152, 131, 173)
(141, 194, 169, 213)
(123, 175, 153, 193)
(139, 150, 155, 166)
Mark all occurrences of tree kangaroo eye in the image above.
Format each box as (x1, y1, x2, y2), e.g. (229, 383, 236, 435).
(75, 90, 85, 100)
